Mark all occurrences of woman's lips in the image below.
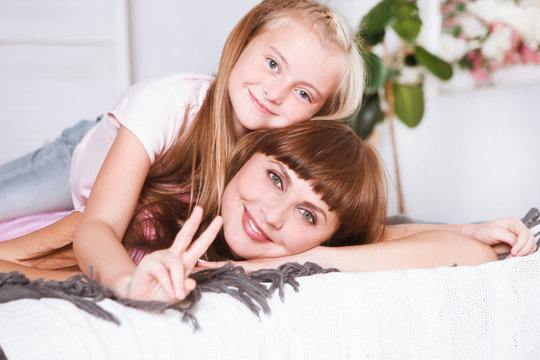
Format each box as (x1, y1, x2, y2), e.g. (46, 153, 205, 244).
(248, 90, 276, 115)
(242, 208, 272, 243)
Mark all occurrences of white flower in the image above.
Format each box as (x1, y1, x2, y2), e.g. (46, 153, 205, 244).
(457, 13, 489, 39)
(481, 26, 512, 62)
(468, 0, 540, 44)
(397, 66, 423, 85)
(439, 33, 469, 62)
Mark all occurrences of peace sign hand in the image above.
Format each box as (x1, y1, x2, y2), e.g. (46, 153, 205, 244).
(126, 206, 223, 302)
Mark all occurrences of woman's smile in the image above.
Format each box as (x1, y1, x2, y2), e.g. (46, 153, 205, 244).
(221, 153, 338, 259)
(242, 207, 272, 243)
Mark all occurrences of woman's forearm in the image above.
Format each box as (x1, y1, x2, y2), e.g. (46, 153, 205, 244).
(309, 230, 497, 272)
(382, 223, 472, 242)
(0, 259, 80, 281)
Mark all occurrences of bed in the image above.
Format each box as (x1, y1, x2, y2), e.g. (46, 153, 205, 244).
(1, 248, 539, 360)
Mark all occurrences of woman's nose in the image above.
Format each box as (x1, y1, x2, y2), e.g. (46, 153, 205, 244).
(261, 196, 285, 229)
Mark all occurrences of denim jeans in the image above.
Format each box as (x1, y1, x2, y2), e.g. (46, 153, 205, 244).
(0, 119, 98, 221)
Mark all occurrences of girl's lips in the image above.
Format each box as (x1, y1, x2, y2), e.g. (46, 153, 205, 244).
(248, 90, 276, 115)
(242, 208, 272, 243)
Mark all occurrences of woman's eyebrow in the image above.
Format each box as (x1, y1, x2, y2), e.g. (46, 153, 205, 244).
(303, 201, 327, 222)
(273, 160, 291, 185)
(273, 160, 327, 222)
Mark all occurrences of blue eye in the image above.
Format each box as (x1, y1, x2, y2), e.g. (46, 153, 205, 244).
(269, 171, 282, 189)
(296, 89, 312, 102)
(267, 58, 279, 73)
(300, 208, 316, 224)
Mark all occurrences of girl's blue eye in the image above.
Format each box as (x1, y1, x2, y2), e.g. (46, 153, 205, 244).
(269, 171, 282, 189)
(297, 89, 312, 102)
(300, 208, 316, 224)
(267, 58, 279, 73)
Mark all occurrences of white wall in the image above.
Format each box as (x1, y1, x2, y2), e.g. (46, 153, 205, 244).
(1, 0, 538, 223)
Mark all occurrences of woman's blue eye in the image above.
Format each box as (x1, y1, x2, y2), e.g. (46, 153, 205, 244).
(269, 171, 282, 189)
(300, 209, 315, 224)
(297, 89, 312, 102)
(267, 58, 279, 72)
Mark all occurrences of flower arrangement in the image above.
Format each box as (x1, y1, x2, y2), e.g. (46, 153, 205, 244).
(440, 0, 540, 84)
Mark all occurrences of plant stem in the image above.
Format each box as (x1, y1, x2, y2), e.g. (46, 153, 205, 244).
(384, 79, 406, 215)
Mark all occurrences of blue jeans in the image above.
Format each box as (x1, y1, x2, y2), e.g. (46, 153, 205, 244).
(0, 119, 98, 221)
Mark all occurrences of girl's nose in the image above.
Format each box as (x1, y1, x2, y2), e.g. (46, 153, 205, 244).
(263, 78, 287, 105)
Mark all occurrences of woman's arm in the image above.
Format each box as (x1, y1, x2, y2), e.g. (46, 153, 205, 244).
(0, 212, 82, 280)
(382, 218, 536, 257)
(73, 126, 150, 296)
(0, 259, 79, 281)
(311, 230, 498, 272)
(200, 230, 498, 272)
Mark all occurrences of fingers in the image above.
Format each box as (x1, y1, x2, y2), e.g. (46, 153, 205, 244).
(184, 216, 223, 267)
(511, 228, 537, 257)
(170, 206, 204, 254)
(492, 243, 511, 256)
(197, 259, 226, 269)
(506, 217, 537, 257)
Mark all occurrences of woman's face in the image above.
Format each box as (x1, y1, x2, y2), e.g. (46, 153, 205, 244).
(221, 153, 339, 259)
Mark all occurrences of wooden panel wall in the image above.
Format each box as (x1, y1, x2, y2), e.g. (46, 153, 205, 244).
(0, 0, 131, 165)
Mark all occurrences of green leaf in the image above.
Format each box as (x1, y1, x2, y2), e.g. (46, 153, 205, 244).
(393, 82, 424, 127)
(364, 52, 388, 94)
(394, 3, 419, 18)
(414, 45, 453, 80)
(350, 93, 384, 138)
(359, 0, 396, 36)
(392, 17, 422, 43)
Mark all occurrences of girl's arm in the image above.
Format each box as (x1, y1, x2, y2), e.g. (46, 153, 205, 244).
(382, 217, 536, 257)
(199, 230, 498, 272)
(73, 126, 151, 296)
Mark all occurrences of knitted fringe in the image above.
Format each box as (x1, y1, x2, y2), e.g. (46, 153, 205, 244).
(0, 262, 337, 331)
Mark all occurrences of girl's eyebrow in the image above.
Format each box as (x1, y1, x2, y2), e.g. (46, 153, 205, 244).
(272, 159, 327, 222)
(269, 46, 322, 98)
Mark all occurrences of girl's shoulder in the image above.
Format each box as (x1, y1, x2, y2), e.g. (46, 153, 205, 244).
(133, 73, 214, 98)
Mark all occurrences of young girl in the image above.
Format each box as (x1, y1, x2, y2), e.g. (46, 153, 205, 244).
(0, 0, 364, 293)
(0, 121, 500, 303)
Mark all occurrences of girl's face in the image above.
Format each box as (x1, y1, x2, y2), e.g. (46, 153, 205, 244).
(227, 19, 342, 138)
(221, 153, 339, 259)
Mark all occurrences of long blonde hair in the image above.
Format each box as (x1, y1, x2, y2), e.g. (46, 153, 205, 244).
(123, 0, 365, 252)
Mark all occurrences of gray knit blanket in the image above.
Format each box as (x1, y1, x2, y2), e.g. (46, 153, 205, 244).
(0, 262, 336, 329)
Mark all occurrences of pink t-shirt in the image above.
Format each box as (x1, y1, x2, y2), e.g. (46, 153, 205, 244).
(70, 73, 213, 209)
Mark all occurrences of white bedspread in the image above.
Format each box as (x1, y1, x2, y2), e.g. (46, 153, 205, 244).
(1, 252, 539, 359)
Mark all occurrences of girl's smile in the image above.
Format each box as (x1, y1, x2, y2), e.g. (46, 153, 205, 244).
(227, 17, 342, 138)
(248, 89, 276, 116)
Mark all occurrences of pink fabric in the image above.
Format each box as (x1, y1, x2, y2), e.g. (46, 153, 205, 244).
(69, 73, 213, 209)
(0, 210, 72, 242)
(0, 210, 147, 264)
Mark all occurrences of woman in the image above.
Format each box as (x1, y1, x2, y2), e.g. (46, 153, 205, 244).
(0, 121, 528, 302)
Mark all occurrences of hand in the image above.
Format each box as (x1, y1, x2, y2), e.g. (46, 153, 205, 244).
(126, 206, 223, 302)
(470, 217, 537, 257)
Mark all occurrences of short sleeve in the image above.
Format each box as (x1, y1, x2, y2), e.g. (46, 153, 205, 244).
(108, 74, 213, 163)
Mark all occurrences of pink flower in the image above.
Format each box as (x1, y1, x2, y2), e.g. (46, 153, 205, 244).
(520, 44, 539, 64)
(471, 68, 490, 83)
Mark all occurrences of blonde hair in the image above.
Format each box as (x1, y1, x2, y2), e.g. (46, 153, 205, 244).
(123, 0, 366, 252)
